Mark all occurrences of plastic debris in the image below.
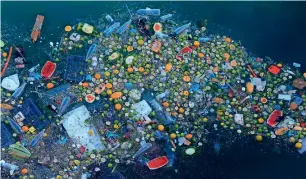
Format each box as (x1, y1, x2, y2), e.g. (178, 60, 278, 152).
(82, 23, 94, 34)
(105, 14, 114, 23)
(185, 148, 196, 155)
(8, 117, 23, 135)
(0, 160, 19, 175)
(29, 129, 45, 147)
(1, 5, 306, 178)
(293, 62, 301, 68)
(133, 141, 152, 159)
(160, 14, 173, 21)
(8, 143, 31, 159)
(137, 8, 160, 16)
(61, 105, 104, 151)
(103, 22, 120, 37)
(1, 74, 20, 91)
(147, 156, 168, 170)
(116, 19, 132, 35)
(86, 44, 97, 61)
(57, 96, 71, 116)
(173, 23, 191, 35)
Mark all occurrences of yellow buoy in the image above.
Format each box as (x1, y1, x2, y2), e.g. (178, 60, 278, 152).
(255, 135, 263, 142)
(277, 63, 283, 68)
(295, 142, 303, 149)
(170, 133, 176, 139)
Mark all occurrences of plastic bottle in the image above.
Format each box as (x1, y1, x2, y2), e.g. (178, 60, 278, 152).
(105, 14, 114, 23)
(156, 90, 170, 101)
(155, 32, 169, 39)
(137, 8, 160, 16)
(142, 91, 175, 125)
(160, 14, 173, 21)
(0, 160, 19, 175)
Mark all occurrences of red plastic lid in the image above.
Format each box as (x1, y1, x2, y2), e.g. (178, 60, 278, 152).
(267, 110, 282, 127)
(147, 156, 168, 170)
(268, 65, 281, 75)
(41, 61, 56, 78)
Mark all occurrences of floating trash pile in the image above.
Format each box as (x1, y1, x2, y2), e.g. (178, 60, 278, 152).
(1, 7, 306, 179)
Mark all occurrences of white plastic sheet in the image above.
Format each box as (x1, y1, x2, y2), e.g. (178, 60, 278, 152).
(61, 105, 104, 151)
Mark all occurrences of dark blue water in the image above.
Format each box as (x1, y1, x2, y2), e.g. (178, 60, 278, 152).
(2, 1, 306, 179)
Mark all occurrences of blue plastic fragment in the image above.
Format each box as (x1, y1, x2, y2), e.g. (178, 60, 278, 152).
(86, 75, 92, 81)
(133, 142, 152, 158)
(190, 83, 200, 92)
(125, 82, 133, 90)
(293, 62, 301, 68)
(198, 37, 212, 43)
(273, 105, 281, 110)
(293, 97, 303, 105)
(1, 123, 16, 148)
(137, 8, 160, 16)
(64, 56, 87, 82)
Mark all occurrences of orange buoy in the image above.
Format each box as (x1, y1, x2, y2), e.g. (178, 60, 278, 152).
(127, 67, 134, 73)
(258, 118, 264, 124)
(65, 26, 72, 32)
(82, 82, 89, 88)
(138, 67, 145, 73)
(115, 103, 122, 110)
(22, 126, 29, 132)
(21, 168, 28, 175)
(225, 37, 231, 43)
(193, 41, 200, 47)
(183, 91, 189, 96)
(158, 125, 164, 131)
(127, 46, 134, 52)
(198, 52, 204, 58)
(94, 73, 101, 79)
(105, 83, 112, 89)
(2, 52, 7, 57)
(46, 83, 54, 89)
(261, 97, 267, 104)
(183, 76, 191, 82)
(162, 101, 169, 108)
(186, 134, 193, 139)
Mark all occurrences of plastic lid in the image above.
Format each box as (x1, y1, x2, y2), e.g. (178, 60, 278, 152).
(185, 148, 195, 155)
(0, 40, 4, 48)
